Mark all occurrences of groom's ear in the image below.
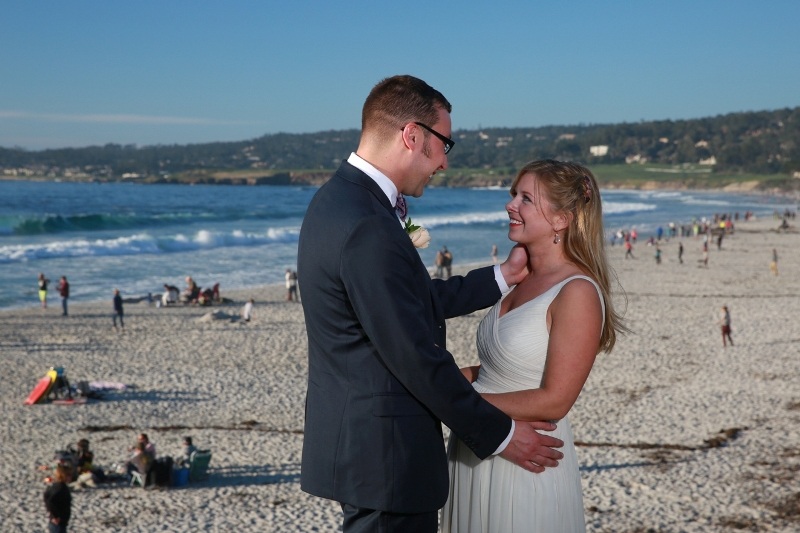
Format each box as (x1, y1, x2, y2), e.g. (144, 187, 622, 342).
(400, 122, 421, 151)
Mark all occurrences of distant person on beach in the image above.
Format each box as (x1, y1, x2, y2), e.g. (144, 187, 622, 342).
(625, 240, 635, 259)
(177, 436, 197, 467)
(38, 273, 50, 308)
(125, 433, 156, 480)
(434, 247, 445, 277)
(491, 244, 498, 263)
(702, 240, 709, 267)
(126, 442, 151, 482)
(182, 276, 199, 304)
(73, 438, 94, 474)
(655, 245, 662, 264)
(241, 298, 254, 322)
(128, 433, 156, 457)
(297, 75, 561, 533)
(770, 248, 779, 276)
(44, 463, 72, 533)
(443, 159, 627, 532)
(678, 241, 684, 264)
(285, 269, 298, 302)
(442, 246, 453, 278)
(720, 305, 733, 347)
(112, 288, 124, 331)
(161, 284, 179, 306)
(58, 276, 70, 316)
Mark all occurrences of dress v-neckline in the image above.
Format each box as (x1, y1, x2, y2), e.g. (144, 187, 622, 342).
(498, 275, 590, 320)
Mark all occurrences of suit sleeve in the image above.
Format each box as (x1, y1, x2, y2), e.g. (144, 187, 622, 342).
(341, 215, 510, 458)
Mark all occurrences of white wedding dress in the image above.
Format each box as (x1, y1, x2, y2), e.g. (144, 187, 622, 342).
(442, 276, 603, 533)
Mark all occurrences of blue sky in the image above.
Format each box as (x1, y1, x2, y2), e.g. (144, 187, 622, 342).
(2, 1, 799, 150)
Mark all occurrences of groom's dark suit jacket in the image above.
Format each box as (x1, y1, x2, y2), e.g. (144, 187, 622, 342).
(298, 161, 511, 513)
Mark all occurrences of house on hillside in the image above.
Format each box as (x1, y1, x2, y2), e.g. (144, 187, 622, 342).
(589, 145, 609, 157)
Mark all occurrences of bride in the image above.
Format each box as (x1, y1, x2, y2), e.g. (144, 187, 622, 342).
(442, 160, 626, 532)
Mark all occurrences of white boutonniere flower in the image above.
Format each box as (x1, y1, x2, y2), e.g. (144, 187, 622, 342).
(404, 218, 431, 249)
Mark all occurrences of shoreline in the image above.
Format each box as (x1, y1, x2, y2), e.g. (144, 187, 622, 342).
(4, 208, 795, 314)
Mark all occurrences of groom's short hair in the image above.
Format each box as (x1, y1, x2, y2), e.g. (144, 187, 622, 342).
(361, 75, 451, 143)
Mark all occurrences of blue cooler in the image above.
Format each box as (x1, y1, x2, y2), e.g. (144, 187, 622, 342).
(172, 467, 189, 487)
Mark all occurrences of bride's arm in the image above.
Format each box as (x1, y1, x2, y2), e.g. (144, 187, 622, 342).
(460, 365, 480, 383)
(482, 279, 603, 421)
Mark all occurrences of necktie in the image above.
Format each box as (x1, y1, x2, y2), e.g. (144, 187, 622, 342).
(395, 193, 408, 222)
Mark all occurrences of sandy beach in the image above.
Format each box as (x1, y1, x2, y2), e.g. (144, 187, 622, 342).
(2, 216, 798, 532)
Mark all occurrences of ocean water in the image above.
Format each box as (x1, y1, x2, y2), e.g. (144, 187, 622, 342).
(0, 180, 795, 310)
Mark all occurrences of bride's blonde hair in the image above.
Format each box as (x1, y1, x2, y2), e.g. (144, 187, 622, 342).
(511, 159, 627, 352)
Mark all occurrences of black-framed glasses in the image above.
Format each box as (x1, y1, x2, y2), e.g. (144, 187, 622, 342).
(413, 121, 455, 154)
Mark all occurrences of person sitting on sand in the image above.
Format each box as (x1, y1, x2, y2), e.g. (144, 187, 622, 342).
(70, 438, 106, 487)
(126, 442, 152, 481)
(197, 287, 214, 306)
(73, 439, 94, 474)
(162, 284, 179, 306)
(177, 436, 197, 467)
(127, 433, 156, 459)
(182, 276, 200, 304)
(125, 434, 156, 480)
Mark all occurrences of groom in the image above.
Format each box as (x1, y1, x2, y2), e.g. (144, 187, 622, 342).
(297, 75, 563, 532)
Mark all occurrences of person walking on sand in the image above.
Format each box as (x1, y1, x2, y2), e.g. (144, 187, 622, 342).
(297, 75, 563, 533)
(38, 273, 50, 308)
(434, 247, 445, 277)
(770, 248, 779, 276)
(678, 241, 684, 264)
(720, 305, 733, 347)
(442, 246, 453, 278)
(241, 298, 254, 322)
(491, 244, 498, 264)
(58, 276, 70, 316)
(285, 269, 299, 301)
(112, 289, 124, 331)
(624, 239, 635, 259)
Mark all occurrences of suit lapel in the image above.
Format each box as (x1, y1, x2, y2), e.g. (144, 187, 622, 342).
(338, 160, 446, 327)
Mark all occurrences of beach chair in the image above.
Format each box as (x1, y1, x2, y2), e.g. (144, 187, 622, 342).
(130, 469, 146, 487)
(188, 450, 212, 482)
(129, 455, 154, 488)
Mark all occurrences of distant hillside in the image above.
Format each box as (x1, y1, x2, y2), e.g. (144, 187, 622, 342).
(2, 106, 799, 191)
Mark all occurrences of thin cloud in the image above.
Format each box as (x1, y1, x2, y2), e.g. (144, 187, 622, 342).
(0, 110, 255, 126)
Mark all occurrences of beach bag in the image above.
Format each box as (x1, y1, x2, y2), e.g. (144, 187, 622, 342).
(153, 456, 174, 487)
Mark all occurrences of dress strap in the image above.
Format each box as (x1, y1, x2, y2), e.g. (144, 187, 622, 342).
(557, 275, 605, 331)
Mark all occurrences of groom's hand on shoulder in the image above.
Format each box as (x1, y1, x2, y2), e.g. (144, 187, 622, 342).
(500, 420, 564, 474)
(499, 244, 530, 286)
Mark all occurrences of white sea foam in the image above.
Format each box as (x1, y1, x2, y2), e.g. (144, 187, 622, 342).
(414, 200, 657, 229)
(0, 227, 300, 263)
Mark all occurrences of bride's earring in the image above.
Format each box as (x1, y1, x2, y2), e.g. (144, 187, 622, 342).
(553, 232, 561, 244)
